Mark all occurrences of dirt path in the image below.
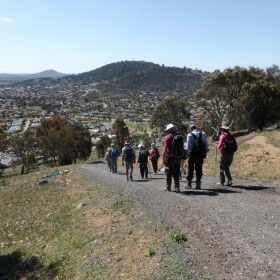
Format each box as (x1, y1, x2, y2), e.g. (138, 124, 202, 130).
(81, 162, 280, 280)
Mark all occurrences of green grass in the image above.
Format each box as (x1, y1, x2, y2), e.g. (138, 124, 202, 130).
(0, 165, 210, 279)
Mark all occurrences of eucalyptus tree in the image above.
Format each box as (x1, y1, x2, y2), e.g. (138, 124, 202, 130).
(195, 66, 265, 130)
(150, 96, 189, 135)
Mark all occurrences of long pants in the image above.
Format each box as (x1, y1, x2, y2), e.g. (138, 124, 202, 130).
(166, 158, 181, 190)
(139, 162, 148, 178)
(151, 158, 158, 173)
(187, 156, 204, 182)
(220, 152, 234, 183)
(110, 157, 118, 173)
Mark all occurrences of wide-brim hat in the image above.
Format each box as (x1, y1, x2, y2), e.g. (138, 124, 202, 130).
(164, 124, 175, 131)
(221, 125, 229, 130)
(124, 140, 130, 145)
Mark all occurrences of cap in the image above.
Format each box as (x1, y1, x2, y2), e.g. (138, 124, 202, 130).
(138, 143, 144, 148)
(124, 140, 130, 145)
(164, 124, 175, 131)
(189, 124, 197, 130)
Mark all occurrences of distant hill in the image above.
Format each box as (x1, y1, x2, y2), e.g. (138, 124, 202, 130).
(3, 61, 209, 97)
(63, 61, 209, 96)
(0, 70, 67, 84)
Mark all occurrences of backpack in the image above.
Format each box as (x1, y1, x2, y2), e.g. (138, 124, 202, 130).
(224, 133, 238, 153)
(110, 147, 118, 159)
(169, 134, 185, 159)
(191, 132, 206, 157)
(139, 150, 149, 163)
(123, 146, 134, 162)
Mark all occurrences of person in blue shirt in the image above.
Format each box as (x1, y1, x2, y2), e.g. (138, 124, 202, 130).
(186, 124, 209, 189)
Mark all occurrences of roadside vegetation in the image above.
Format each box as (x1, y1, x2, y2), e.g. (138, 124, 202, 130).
(0, 165, 209, 279)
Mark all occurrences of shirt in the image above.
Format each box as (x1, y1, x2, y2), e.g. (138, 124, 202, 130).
(186, 129, 209, 155)
(217, 131, 229, 153)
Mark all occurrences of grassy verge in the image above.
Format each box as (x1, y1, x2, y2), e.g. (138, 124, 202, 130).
(0, 165, 209, 279)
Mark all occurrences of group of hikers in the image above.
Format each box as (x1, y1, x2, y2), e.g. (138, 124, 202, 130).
(104, 123, 237, 192)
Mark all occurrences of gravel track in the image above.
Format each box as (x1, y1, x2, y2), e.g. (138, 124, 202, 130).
(81, 162, 280, 280)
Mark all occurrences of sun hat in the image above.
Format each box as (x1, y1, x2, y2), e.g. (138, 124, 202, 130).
(221, 125, 229, 130)
(164, 124, 175, 131)
(124, 140, 130, 145)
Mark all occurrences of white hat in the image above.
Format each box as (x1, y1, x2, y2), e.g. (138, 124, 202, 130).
(138, 143, 144, 148)
(221, 125, 229, 130)
(164, 124, 175, 131)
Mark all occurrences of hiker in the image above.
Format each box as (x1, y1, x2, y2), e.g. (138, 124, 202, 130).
(149, 142, 160, 174)
(137, 144, 150, 179)
(162, 124, 183, 193)
(104, 147, 112, 172)
(186, 124, 209, 189)
(109, 143, 119, 173)
(122, 140, 136, 181)
(217, 125, 236, 186)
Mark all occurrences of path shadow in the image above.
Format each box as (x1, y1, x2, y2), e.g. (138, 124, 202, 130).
(205, 188, 239, 194)
(230, 185, 272, 191)
(88, 160, 105, 164)
(180, 190, 218, 196)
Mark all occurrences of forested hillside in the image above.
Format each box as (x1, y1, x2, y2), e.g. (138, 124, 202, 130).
(14, 61, 209, 97)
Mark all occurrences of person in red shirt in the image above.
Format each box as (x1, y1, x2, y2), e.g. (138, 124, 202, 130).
(162, 124, 181, 193)
(217, 125, 234, 186)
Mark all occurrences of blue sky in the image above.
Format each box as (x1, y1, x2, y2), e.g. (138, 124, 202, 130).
(1, 0, 280, 74)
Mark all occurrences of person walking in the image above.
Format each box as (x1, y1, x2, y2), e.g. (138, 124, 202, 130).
(162, 124, 183, 193)
(217, 125, 236, 186)
(104, 147, 112, 172)
(122, 140, 136, 181)
(137, 144, 150, 179)
(109, 144, 119, 173)
(149, 142, 160, 174)
(186, 124, 209, 189)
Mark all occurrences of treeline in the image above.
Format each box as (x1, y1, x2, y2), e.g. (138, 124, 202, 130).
(1, 117, 92, 174)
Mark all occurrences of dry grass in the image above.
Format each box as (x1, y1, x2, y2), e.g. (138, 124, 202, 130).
(203, 130, 280, 182)
(0, 165, 196, 279)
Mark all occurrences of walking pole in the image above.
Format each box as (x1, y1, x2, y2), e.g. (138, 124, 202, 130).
(214, 145, 218, 186)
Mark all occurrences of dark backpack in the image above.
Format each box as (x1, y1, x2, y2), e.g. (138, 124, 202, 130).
(110, 148, 118, 159)
(224, 133, 238, 153)
(123, 146, 134, 162)
(191, 132, 206, 157)
(169, 134, 185, 159)
(139, 150, 149, 163)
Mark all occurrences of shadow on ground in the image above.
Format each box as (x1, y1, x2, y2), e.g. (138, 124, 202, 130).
(88, 160, 106, 164)
(230, 185, 272, 191)
(0, 250, 59, 279)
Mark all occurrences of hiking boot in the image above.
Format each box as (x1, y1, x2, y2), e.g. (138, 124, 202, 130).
(216, 182, 224, 186)
(175, 188, 181, 193)
(226, 180, 233, 186)
(186, 180, 192, 188)
(195, 181, 201, 190)
(165, 186, 171, 191)
(127, 176, 129, 181)
(130, 175, 133, 181)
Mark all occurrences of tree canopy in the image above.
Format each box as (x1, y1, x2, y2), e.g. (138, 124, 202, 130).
(195, 66, 280, 131)
(150, 96, 189, 134)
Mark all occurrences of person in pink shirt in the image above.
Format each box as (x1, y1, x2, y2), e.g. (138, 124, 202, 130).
(217, 125, 234, 186)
